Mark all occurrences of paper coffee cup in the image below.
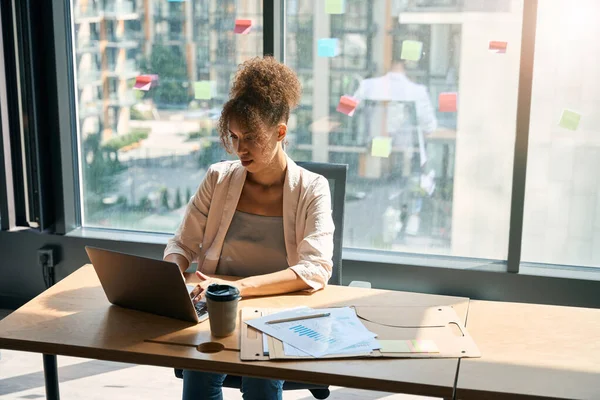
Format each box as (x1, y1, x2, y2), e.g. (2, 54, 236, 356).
(205, 284, 241, 337)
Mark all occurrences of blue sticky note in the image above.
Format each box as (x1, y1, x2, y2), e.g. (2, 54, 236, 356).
(318, 38, 339, 58)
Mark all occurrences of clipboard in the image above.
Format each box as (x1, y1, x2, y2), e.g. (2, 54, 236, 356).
(241, 305, 481, 361)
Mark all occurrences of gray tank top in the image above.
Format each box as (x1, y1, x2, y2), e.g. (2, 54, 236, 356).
(216, 210, 288, 277)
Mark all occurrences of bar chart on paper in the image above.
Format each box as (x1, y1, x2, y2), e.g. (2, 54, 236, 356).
(289, 325, 336, 344)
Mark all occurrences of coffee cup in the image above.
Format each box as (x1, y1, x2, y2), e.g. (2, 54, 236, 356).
(205, 284, 241, 337)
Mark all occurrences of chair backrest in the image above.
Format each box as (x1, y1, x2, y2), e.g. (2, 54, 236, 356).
(296, 161, 347, 286)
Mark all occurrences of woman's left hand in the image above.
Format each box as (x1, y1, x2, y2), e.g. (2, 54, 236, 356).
(189, 271, 242, 304)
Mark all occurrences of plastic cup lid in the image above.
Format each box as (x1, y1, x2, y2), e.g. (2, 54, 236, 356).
(205, 284, 240, 302)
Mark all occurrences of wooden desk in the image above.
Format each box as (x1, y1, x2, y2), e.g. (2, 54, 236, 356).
(0, 265, 470, 399)
(456, 300, 600, 400)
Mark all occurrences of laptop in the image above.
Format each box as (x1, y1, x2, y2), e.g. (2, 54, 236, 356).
(85, 246, 208, 324)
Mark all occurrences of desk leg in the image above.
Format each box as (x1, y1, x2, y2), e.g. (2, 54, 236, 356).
(43, 354, 60, 400)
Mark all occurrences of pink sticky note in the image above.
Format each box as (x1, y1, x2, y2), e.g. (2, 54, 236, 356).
(234, 19, 252, 34)
(336, 95, 358, 116)
(489, 41, 507, 54)
(438, 92, 457, 112)
(134, 75, 153, 91)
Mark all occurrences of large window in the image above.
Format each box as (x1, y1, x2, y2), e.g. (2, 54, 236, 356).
(522, 0, 600, 268)
(286, 0, 522, 259)
(73, 0, 262, 232)
(67, 0, 599, 272)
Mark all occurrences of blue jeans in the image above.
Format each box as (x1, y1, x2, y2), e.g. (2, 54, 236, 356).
(182, 370, 284, 400)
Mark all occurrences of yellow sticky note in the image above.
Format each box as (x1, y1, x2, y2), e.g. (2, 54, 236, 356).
(558, 109, 581, 131)
(400, 40, 423, 62)
(371, 137, 392, 158)
(325, 0, 345, 14)
(378, 340, 411, 353)
(194, 81, 212, 100)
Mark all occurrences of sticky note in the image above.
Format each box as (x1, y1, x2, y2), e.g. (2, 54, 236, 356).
(134, 75, 154, 91)
(371, 137, 392, 158)
(411, 340, 439, 353)
(336, 95, 358, 116)
(438, 92, 457, 112)
(489, 41, 507, 54)
(234, 19, 252, 34)
(325, 0, 345, 14)
(318, 38, 340, 57)
(378, 340, 412, 353)
(194, 81, 213, 100)
(400, 40, 423, 61)
(558, 109, 581, 131)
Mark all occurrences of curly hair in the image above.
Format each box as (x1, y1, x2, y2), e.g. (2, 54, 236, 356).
(218, 56, 302, 153)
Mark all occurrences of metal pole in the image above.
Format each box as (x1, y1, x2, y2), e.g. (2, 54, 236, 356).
(43, 354, 60, 400)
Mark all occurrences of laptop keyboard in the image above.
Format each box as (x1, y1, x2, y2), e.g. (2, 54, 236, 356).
(195, 300, 208, 321)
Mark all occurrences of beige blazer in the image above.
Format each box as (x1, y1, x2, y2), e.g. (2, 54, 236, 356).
(164, 156, 334, 291)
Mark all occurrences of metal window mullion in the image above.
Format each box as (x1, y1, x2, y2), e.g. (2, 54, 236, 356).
(51, 0, 81, 233)
(506, 0, 539, 273)
(273, 0, 285, 63)
(0, 0, 28, 228)
(15, 0, 43, 229)
(0, 3, 15, 230)
(263, 0, 274, 56)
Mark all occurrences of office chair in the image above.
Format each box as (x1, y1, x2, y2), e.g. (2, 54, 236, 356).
(174, 161, 347, 399)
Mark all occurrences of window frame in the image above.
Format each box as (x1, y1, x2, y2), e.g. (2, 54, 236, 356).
(502, 0, 538, 273)
(51, 0, 81, 234)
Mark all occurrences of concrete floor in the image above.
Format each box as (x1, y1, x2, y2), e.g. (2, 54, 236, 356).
(0, 309, 439, 400)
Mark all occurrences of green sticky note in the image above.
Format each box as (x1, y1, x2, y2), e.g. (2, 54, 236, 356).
(400, 40, 423, 62)
(558, 109, 581, 131)
(325, 0, 345, 14)
(378, 340, 411, 353)
(194, 81, 212, 100)
(371, 137, 392, 158)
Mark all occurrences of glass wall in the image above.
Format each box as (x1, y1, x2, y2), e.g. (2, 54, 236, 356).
(70, 0, 600, 271)
(522, 0, 600, 268)
(286, 0, 522, 259)
(73, 0, 262, 232)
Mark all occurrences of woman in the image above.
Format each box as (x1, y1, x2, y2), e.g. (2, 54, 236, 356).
(164, 56, 335, 400)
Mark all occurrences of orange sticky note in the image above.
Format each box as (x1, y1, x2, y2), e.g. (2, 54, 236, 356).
(134, 75, 158, 91)
(336, 95, 358, 116)
(234, 19, 252, 34)
(489, 41, 507, 54)
(438, 92, 457, 112)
